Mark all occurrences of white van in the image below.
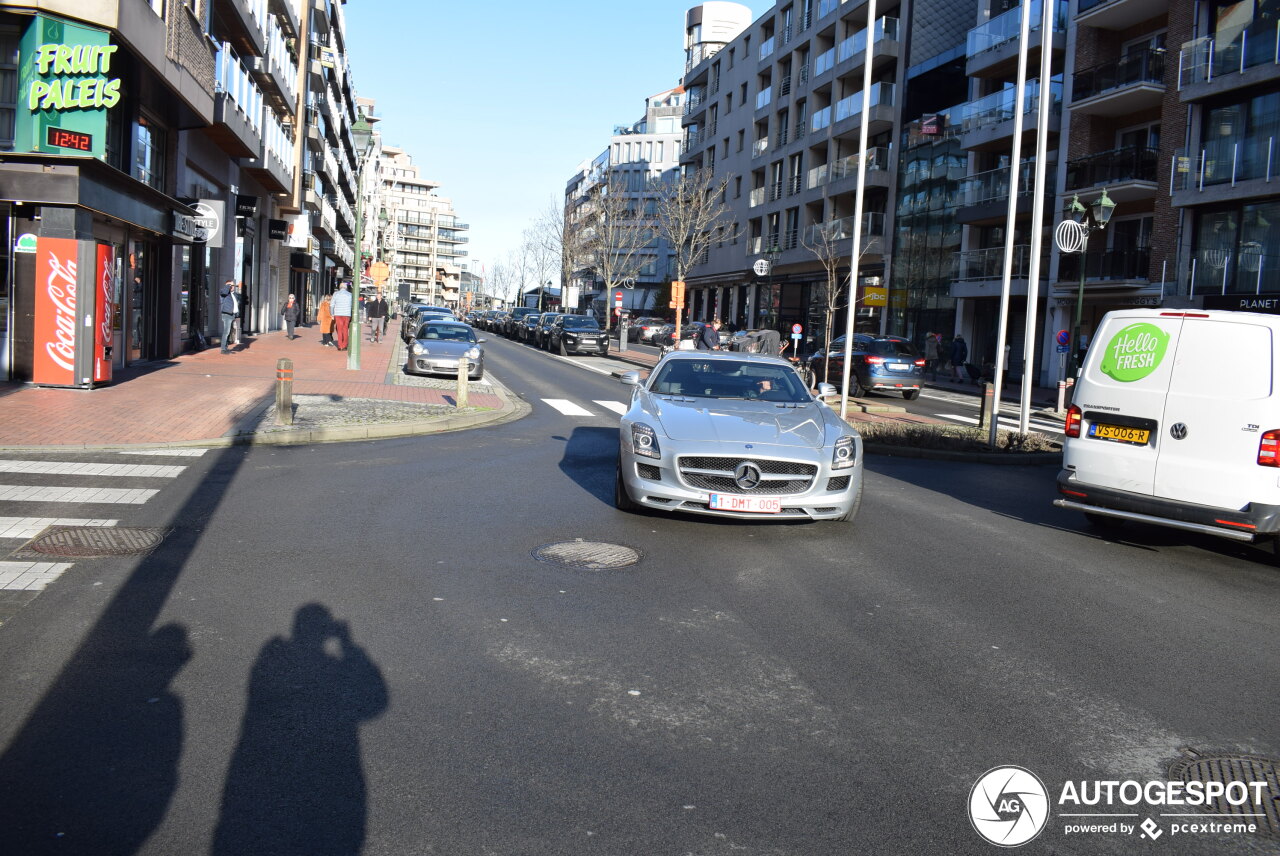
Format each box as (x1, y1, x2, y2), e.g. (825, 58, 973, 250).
(1055, 308, 1280, 548)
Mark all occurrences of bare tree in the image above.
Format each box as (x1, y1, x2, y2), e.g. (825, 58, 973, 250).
(653, 167, 736, 336)
(504, 244, 533, 306)
(534, 197, 579, 308)
(522, 226, 557, 310)
(486, 261, 514, 307)
(576, 169, 654, 329)
(801, 215, 881, 383)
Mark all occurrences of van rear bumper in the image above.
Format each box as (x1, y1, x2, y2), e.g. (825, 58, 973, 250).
(1055, 470, 1280, 542)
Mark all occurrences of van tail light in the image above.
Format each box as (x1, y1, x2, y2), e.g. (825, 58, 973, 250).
(1258, 430, 1280, 467)
(1065, 405, 1083, 438)
(864, 355, 884, 365)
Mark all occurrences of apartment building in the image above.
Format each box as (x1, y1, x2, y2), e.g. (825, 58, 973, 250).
(564, 85, 686, 316)
(377, 145, 470, 308)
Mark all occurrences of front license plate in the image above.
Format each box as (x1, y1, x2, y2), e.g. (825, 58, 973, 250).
(709, 494, 782, 513)
(1088, 423, 1150, 444)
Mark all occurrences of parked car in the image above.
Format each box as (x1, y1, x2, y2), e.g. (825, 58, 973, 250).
(404, 320, 485, 380)
(533, 312, 563, 349)
(400, 307, 454, 342)
(518, 312, 541, 343)
(504, 307, 539, 338)
(615, 352, 862, 521)
(625, 316, 667, 343)
(808, 334, 925, 399)
(549, 314, 609, 356)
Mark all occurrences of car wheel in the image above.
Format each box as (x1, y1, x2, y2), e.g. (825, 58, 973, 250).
(471, 369, 484, 381)
(832, 479, 862, 523)
(615, 461, 642, 512)
(853, 376, 872, 398)
(902, 389, 921, 401)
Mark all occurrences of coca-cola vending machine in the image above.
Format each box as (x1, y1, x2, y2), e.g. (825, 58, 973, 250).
(32, 236, 115, 388)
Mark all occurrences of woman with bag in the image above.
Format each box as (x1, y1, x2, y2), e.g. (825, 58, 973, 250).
(280, 293, 301, 340)
(317, 294, 335, 347)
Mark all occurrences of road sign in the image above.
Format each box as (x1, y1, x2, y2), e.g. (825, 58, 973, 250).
(791, 323, 802, 334)
(753, 259, 771, 277)
(791, 332, 802, 341)
(1056, 329, 1070, 346)
(615, 290, 623, 306)
(1056, 345, 1070, 353)
(370, 262, 389, 284)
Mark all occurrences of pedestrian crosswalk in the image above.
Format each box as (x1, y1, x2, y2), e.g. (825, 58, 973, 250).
(0, 451, 192, 601)
(541, 398, 628, 418)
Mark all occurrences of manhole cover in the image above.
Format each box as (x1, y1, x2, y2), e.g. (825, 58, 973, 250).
(532, 540, 641, 570)
(21, 526, 167, 558)
(1169, 750, 1280, 838)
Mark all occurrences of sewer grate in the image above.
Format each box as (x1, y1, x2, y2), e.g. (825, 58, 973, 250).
(1169, 749, 1280, 838)
(531, 540, 641, 570)
(17, 526, 168, 559)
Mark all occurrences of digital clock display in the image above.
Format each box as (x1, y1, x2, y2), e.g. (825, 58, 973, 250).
(46, 127, 93, 152)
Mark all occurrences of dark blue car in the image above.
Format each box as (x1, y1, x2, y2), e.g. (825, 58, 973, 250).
(808, 335, 926, 399)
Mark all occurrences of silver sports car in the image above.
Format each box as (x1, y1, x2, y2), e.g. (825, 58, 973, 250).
(404, 321, 485, 380)
(615, 352, 863, 522)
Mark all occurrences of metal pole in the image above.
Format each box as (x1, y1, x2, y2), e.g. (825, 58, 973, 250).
(1071, 238, 1087, 379)
(839, 0, 877, 421)
(347, 141, 366, 371)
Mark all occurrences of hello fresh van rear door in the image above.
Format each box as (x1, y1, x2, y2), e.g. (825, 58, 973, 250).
(1069, 311, 1185, 495)
(1152, 313, 1279, 509)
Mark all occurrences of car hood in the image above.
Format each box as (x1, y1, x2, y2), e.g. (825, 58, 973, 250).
(412, 340, 476, 356)
(649, 397, 827, 449)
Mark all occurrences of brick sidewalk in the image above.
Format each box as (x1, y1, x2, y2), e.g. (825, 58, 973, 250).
(0, 324, 505, 448)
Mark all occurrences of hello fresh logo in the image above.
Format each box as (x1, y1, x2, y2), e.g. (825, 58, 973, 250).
(1099, 323, 1169, 383)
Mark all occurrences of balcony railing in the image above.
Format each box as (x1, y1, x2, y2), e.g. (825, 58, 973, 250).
(749, 186, 767, 207)
(960, 80, 1062, 134)
(760, 35, 776, 61)
(1058, 248, 1151, 283)
(835, 82, 895, 123)
(959, 160, 1036, 206)
(955, 245, 1048, 281)
(769, 180, 784, 202)
(818, 0, 839, 17)
(811, 105, 832, 133)
(1073, 47, 1165, 102)
(684, 90, 706, 115)
(837, 17, 900, 64)
(753, 137, 770, 157)
(803, 213, 887, 247)
(787, 174, 803, 195)
(1174, 135, 1277, 191)
(798, 63, 809, 85)
(1065, 146, 1158, 191)
(967, 0, 1067, 59)
(774, 127, 789, 148)
(1189, 246, 1279, 296)
(684, 129, 704, 150)
(807, 147, 891, 189)
(815, 47, 835, 77)
(1179, 22, 1280, 87)
(780, 73, 792, 97)
(756, 86, 773, 111)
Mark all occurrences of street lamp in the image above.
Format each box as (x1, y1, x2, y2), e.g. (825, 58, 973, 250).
(756, 243, 781, 330)
(1056, 188, 1115, 379)
(347, 113, 375, 371)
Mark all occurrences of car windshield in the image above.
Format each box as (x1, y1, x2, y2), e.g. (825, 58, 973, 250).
(649, 359, 810, 402)
(562, 317, 600, 330)
(417, 324, 476, 342)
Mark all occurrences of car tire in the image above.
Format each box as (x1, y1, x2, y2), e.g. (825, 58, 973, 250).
(853, 376, 872, 398)
(832, 479, 862, 523)
(902, 389, 921, 401)
(614, 461, 642, 513)
(471, 369, 484, 381)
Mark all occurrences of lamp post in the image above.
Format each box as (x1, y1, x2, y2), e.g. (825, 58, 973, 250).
(756, 243, 781, 330)
(1055, 188, 1116, 381)
(347, 114, 375, 371)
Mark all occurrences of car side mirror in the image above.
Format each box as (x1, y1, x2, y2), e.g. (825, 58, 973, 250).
(619, 371, 640, 386)
(816, 383, 838, 398)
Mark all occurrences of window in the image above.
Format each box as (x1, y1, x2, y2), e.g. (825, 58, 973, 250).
(655, 141, 663, 162)
(134, 114, 167, 191)
(0, 29, 17, 150)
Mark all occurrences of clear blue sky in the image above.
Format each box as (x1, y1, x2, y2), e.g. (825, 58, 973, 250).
(343, 0, 767, 286)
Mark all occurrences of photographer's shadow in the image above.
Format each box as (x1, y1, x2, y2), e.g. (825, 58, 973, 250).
(213, 604, 387, 856)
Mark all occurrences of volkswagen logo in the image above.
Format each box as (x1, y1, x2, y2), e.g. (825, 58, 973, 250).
(734, 461, 763, 490)
(1170, 423, 1188, 440)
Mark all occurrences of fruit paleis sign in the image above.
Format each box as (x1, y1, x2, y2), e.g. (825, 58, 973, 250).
(15, 14, 121, 160)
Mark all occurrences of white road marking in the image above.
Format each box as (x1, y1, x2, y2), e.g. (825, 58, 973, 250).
(0, 485, 159, 504)
(118, 448, 208, 457)
(0, 517, 118, 540)
(0, 561, 75, 591)
(594, 401, 628, 415)
(0, 460, 185, 478)
(542, 399, 595, 417)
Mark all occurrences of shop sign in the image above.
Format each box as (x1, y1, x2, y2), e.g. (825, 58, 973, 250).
(172, 210, 205, 242)
(284, 212, 310, 248)
(194, 199, 225, 248)
(15, 15, 120, 160)
(1203, 294, 1280, 314)
(268, 219, 288, 240)
(33, 236, 80, 386)
(13, 233, 38, 254)
(236, 195, 258, 217)
(863, 286, 888, 307)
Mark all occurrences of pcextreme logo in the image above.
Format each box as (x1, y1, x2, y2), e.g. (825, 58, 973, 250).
(968, 766, 1050, 847)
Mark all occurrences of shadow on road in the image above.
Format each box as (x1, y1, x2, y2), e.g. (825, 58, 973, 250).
(556, 426, 619, 505)
(212, 603, 387, 856)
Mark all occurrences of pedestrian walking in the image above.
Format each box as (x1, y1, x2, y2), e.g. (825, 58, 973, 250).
(219, 279, 238, 354)
(331, 283, 353, 350)
(696, 318, 723, 350)
(230, 281, 245, 345)
(950, 334, 968, 381)
(924, 332, 941, 380)
(317, 295, 335, 347)
(365, 292, 388, 343)
(280, 293, 300, 340)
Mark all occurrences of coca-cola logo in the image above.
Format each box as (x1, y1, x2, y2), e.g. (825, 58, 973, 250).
(99, 251, 113, 348)
(44, 250, 78, 373)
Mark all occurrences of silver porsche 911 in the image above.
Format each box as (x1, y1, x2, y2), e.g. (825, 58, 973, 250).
(404, 320, 485, 380)
(615, 352, 863, 522)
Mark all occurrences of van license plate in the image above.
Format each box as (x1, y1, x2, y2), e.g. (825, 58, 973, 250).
(1089, 423, 1150, 444)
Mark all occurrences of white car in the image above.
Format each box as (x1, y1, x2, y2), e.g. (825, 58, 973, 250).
(615, 352, 863, 521)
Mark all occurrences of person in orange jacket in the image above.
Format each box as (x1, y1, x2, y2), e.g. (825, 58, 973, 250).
(317, 294, 335, 347)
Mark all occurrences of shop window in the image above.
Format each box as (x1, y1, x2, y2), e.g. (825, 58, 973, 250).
(134, 114, 168, 191)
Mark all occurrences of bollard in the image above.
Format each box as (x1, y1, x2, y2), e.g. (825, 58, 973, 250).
(978, 380, 997, 430)
(275, 358, 293, 425)
(1056, 380, 1068, 413)
(456, 356, 469, 408)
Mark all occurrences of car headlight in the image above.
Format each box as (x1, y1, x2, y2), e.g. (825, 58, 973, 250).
(832, 435, 857, 470)
(630, 423, 661, 459)
(411, 343, 427, 355)
(466, 347, 481, 360)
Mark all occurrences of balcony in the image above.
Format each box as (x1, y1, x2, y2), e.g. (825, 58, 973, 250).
(1057, 248, 1151, 288)
(269, 0, 300, 38)
(749, 186, 767, 207)
(1064, 146, 1158, 200)
(1178, 25, 1280, 100)
(207, 90, 260, 159)
(1072, 48, 1166, 116)
(814, 47, 836, 78)
(835, 16, 900, 73)
(959, 80, 1062, 152)
(955, 161, 1038, 224)
(752, 137, 770, 158)
(756, 86, 773, 112)
(684, 89, 707, 116)
(242, 135, 294, 195)
(833, 82, 895, 131)
(214, 0, 267, 59)
(1077, 0, 1167, 31)
(1172, 136, 1279, 208)
(951, 245, 1049, 298)
(802, 213, 887, 253)
(768, 180, 784, 202)
(966, 0, 1067, 79)
(760, 35, 775, 62)
(1188, 246, 1279, 298)
(684, 128, 704, 151)
(807, 147, 892, 190)
(811, 105, 832, 134)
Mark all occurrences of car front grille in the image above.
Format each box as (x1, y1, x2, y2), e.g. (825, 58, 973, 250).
(677, 456, 817, 495)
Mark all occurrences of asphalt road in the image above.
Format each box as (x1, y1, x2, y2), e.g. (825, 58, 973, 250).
(0, 335, 1276, 855)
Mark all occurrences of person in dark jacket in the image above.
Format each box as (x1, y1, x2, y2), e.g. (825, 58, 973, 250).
(219, 280, 238, 354)
(280, 293, 300, 339)
(950, 334, 968, 380)
(365, 292, 388, 343)
(696, 318, 723, 350)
